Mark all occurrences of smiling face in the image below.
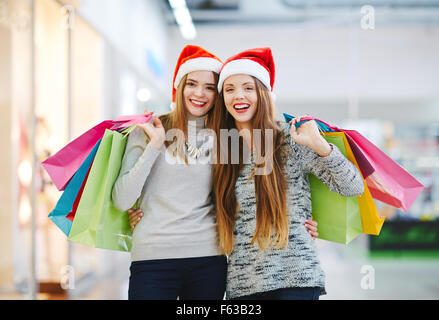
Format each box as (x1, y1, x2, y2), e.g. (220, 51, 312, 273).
(183, 70, 217, 117)
(223, 74, 258, 128)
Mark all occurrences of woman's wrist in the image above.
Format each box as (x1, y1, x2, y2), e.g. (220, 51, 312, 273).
(150, 138, 164, 150)
(311, 137, 332, 157)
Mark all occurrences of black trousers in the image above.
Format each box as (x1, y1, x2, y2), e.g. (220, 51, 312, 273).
(128, 255, 227, 300)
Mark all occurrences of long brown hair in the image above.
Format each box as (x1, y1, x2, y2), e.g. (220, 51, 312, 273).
(210, 77, 289, 255)
(160, 73, 219, 164)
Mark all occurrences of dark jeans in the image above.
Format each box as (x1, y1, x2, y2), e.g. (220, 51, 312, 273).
(232, 287, 320, 300)
(128, 255, 227, 300)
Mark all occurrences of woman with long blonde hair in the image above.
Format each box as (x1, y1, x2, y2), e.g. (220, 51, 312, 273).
(211, 47, 364, 300)
(112, 45, 226, 300)
(124, 46, 320, 300)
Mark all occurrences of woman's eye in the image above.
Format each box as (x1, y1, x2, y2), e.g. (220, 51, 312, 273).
(206, 86, 215, 91)
(225, 88, 233, 92)
(246, 87, 254, 91)
(187, 82, 195, 87)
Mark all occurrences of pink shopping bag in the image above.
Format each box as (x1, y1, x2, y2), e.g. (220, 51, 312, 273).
(343, 130, 424, 211)
(110, 114, 153, 130)
(42, 114, 152, 191)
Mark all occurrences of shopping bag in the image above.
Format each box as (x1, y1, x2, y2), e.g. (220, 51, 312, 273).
(42, 114, 152, 191)
(48, 140, 101, 236)
(309, 136, 363, 244)
(65, 125, 138, 223)
(343, 130, 424, 212)
(283, 113, 424, 211)
(67, 129, 133, 251)
(111, 114, 153, 130)
(65, 160, 92, 222)
(323, 132, 385, 235)
(309, 133, 363, 244)
(283, 113, 336, 133)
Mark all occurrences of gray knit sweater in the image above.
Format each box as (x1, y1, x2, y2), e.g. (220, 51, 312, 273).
(112, 114, 221, 261)
(226, 122, 364, 299)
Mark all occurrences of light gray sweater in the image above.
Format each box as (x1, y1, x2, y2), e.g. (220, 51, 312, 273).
(226, 122, 364, 299)
(112, 114, 221, 261)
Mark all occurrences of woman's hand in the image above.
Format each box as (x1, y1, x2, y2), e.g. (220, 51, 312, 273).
(137, 116, 166, 150)
(128, 208, 143, 233)
(289, 115, 332, 157)
(305, 219, 319, 240)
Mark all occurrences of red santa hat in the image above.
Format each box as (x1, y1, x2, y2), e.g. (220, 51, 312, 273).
(171, 45, 223, 109)
(218, 47, 275, 99)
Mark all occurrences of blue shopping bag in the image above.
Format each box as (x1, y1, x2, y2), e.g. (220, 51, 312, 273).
(48, 140, 101, 236)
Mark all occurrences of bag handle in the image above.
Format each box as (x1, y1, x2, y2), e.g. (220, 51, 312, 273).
(283, 113, 337, 132)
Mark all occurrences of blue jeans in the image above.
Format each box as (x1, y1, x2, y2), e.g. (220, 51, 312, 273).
(128, 255, 227, 300)
(231, 287, 321, 300)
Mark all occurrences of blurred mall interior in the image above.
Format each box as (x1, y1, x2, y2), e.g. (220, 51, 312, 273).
(0, 0, 439, 300)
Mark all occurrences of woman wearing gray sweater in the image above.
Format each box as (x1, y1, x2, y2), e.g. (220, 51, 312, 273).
(210, 47, 364, 300)
(120, 46, 320, 300)
(112, 45, 226, 300)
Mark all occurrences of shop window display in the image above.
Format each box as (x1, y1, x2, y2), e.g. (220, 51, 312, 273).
(0, 0, 131, 299)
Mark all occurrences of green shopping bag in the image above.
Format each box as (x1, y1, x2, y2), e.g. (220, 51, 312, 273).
(68, 128, 134, 251)
(309, 134, 362, 244)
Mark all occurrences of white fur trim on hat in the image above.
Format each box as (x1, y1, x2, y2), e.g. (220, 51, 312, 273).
(218, 59, 271, 92)
(174, 57, 223, 89)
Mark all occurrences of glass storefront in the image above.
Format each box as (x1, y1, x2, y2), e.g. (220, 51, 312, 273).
(0, 0, 165, 299)
(1, 0, 34, 299)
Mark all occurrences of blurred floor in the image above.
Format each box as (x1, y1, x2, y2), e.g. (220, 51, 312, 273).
(74, 275, 129, 300)
(72, 263, 130, 300)
(74, 237, 439, 300)
(318, 239, 439, 300)
(2, 235, 437, 300)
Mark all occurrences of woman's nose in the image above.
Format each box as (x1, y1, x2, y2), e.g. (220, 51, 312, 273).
(234, 88, 245, 99)
(194, 86, 205, 97)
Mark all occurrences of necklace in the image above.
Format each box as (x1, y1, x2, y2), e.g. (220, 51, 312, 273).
(186, 141, 206, 159)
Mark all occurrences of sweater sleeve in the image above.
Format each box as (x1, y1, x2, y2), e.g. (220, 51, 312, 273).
(280, 121, 364, 197)
(111, 126, 161, 211)
(300, 143, 364, 197)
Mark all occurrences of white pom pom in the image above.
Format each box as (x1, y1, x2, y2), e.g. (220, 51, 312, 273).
(270, 92, 276, 102)
(170, 102, 176, 110)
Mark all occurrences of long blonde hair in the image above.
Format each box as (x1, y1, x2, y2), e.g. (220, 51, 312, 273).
(160, 73, 219, 164)
(210, 77, 289, 255)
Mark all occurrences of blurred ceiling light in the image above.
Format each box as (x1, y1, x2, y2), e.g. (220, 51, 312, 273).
(169, 0, 197, 40)
(18, 160, 32, 187)
(174, 6, 192, 25)
(137, 88, 151, 102)
(19, 195, 31, 225)
(179, 23, 197, 40)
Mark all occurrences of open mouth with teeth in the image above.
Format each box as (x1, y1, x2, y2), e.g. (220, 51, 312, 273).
(190, 99, 208, 108)
(233, 103, 251, 113)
